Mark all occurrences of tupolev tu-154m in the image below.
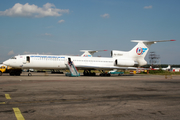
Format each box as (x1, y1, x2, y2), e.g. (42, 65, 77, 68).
(3, 40, 175, 76)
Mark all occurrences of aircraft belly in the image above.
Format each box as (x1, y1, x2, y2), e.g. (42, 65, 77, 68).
(74, 62, 116, 70)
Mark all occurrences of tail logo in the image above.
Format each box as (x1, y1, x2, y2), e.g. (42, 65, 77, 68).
(136, 47, 143, 55)
(83, 55, 92, 57)
(136, 47, 148, 55)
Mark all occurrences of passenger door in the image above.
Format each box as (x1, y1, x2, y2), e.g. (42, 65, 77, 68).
(23, 56, 30, 64)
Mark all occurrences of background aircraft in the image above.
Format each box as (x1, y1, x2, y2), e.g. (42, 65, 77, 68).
(151, 65, 171, 71)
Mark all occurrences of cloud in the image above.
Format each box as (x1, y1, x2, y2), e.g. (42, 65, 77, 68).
(0, 3, 69, 18)
(100, 13, 110, 18)
(58, 19, 65, 23)
(144, 5, 152, 9)
(8, 50, 14, 55)
(42, 33, 52, 36)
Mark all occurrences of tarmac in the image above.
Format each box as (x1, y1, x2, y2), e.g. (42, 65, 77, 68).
(0, 72, 180, 120)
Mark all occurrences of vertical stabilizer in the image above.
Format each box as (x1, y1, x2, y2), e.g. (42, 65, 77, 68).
(129, 40, 175, 66)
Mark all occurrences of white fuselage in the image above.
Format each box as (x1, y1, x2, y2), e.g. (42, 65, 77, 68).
(3, 55, 131, 70)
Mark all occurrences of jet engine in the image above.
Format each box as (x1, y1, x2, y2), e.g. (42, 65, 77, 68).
(115, 59, 139, 67)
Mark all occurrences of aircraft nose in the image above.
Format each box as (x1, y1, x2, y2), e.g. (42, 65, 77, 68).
(3, 60, 10, 66)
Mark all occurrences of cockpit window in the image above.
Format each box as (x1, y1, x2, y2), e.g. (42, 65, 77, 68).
(11, 56, 16, 59)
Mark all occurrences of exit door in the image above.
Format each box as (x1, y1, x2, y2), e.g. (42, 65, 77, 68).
(26, 56, 30, 63)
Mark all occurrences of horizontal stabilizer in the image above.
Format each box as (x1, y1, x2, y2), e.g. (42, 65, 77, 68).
(80, 50, 107, 57)
(131, 39, 175, 44)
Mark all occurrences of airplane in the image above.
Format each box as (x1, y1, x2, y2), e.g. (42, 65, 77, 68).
(151, 65, 171, 71)
(3, 40, 175, 76)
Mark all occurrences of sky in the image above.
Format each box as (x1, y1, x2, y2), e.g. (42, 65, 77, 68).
(0, 0, 180, 64)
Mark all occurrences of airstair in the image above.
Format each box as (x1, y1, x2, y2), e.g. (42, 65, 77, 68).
(65, 61, 80, 77)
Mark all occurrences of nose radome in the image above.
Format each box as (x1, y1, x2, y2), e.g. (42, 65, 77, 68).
(3, 60, 9, 66)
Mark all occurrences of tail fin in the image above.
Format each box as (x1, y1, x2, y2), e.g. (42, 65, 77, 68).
(129, 40, 175, 66)
(111, 40, 175, 66)
(167, 65, 171, 69)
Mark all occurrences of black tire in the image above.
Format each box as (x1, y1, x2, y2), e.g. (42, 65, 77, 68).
(10, 72, 15, 76)
(0, 71, 2, 76)
(107, 73, 111, 76)
(28, 73, 32, 76)
(15, 73, 21, 76)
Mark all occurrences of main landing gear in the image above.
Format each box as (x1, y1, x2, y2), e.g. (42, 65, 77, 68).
(83, 70, 96, 76)
(99, 70, 111, 76)
(83, 70, 111, 76)
(9, 70, 22, 76)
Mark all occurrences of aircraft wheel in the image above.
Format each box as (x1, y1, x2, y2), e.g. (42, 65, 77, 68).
(28, 73, 32, 76)
(14, 72, 21, 76)
(10, 72, 15, 76)
(107, 73, 111, 76)
(16, 73, 21, 76)
(92, 72, 96, 76)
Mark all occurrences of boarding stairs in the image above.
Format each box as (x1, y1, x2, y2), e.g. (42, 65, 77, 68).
(65, 61, 80, 77)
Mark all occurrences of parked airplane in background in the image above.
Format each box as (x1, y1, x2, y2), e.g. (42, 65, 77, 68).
(3, 40, 175, 76)
(151, 65, 171, 71)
